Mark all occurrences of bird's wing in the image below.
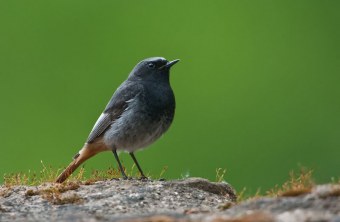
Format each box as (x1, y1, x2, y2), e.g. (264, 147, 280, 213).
(86, 81, 142, 143)
(86, 113, 112, 143)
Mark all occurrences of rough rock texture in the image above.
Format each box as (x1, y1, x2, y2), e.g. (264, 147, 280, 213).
(218, 184, 340, 222)
(0, 178, 235, 222)
(1, 178, 340, 222)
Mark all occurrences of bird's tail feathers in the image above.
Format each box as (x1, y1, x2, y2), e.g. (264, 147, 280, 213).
(55, 145, 98, 183)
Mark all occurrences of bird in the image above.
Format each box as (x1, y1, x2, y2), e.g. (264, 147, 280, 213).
(55, 57, 179, 183)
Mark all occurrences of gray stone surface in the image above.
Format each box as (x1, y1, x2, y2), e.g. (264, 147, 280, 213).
(213, 184, 340, 222)
(0, 178, 235, 222)
(1, 178, 340, 222)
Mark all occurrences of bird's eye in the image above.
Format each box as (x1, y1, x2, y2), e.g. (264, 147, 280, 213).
(148, 63, 156, 69)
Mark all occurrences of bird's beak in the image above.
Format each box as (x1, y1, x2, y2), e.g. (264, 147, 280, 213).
(159, 59, 180, 70)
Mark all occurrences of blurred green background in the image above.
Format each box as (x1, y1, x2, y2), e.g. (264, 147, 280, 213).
(1, 1, 339, 193)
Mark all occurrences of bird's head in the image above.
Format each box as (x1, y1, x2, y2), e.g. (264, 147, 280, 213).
(128, 57, 179, 83)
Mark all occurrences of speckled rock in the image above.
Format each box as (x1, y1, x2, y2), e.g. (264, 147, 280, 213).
(1, 179, 340, 222)
(0, 177, 235, 222)
(221, 184, 340, 222)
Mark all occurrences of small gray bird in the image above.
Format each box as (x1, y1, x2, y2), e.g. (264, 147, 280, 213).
(56, 57, 179, 183)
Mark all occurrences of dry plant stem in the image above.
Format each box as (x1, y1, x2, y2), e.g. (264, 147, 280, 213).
(267, 169, 314, 197)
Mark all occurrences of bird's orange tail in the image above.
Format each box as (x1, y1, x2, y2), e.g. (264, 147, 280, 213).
(55, 145, 99, 183)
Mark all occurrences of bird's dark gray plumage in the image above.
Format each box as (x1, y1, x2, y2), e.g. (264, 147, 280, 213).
(56, 57, 179, 183)
(87, 57, 178, 149)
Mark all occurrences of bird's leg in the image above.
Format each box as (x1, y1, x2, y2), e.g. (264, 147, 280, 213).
(112, 150, 128, 179)
(129, 152, 147, 180)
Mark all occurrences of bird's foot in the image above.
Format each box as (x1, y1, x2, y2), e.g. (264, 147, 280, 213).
(139, 176, 149, 181)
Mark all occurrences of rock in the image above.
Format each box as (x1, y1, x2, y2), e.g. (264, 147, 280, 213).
(168, 177, 237, 201)
(217, 184, 340, 222)
(1, 178, 340, 222)
(0, 178, 235, 222)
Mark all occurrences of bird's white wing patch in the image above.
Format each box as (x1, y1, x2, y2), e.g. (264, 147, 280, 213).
(86, 113, 112, 143)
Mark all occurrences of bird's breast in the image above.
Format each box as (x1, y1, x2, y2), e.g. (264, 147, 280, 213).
(103, 83, 175, 151)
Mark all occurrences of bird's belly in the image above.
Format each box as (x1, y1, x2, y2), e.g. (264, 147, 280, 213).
(103, 110, 172, 152)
